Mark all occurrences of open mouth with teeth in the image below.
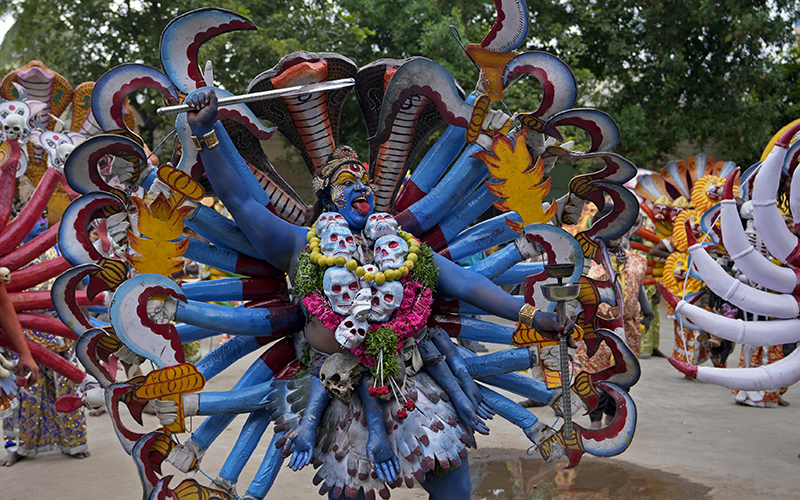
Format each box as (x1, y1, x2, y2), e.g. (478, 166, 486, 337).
(352, 195, 371, 215)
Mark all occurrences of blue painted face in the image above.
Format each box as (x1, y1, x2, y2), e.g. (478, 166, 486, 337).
(330, 169, 373, 231)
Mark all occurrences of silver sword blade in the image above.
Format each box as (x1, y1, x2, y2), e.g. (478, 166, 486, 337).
(156, 78, 355, 116)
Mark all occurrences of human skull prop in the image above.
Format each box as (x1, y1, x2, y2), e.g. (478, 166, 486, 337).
(0, 101, 31, 142)
(316, 212, 348, 234)
(350, 287, 373, 321)
(373, 234, 409, 271)
(319, 352, 363, 403)
(369, 279, 404, 322)
(3, 113, 26, 141)
(335, 315, 369, 349)
(323, 266, 360, 314)
(363, 212, 399, 243)
(320, 224, 357, 258)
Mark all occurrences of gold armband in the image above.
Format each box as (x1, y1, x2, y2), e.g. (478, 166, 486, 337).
(191, 130, 219, 151)
(518, 303, 539, 327)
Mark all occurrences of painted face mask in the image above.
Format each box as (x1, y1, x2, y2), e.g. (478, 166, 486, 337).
(329, 166, 374, 231)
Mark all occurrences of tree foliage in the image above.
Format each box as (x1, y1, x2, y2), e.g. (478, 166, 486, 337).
(0, 0, 798, 169)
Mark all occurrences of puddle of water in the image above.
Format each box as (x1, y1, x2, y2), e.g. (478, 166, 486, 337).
(469, 451, 711, 500)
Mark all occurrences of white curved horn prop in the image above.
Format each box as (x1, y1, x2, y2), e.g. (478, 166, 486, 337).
(670, 348, 800, 391)
(686, 221, 799, 318)
(752, 123, 800, 266)
(719, 173, 799, 294)
(674, 299, 800, 345)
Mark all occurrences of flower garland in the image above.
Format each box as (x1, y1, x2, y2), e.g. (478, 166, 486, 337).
(301, 274, 434, 371)
(297, 228, 438, 417)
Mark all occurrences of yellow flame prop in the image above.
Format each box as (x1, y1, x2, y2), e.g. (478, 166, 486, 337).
(473, 128, 558, 232)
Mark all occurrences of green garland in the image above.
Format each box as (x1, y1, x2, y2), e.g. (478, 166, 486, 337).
(410, 243, 439, 292)
(294, 248, 325, 298)
(364, 326, 402, 378)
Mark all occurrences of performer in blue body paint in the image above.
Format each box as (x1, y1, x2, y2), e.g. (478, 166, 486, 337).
(180, 89, 573, 500)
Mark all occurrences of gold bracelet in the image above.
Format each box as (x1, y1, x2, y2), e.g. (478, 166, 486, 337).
(203, 129, 219, 150)
(518, 303, 539, 327)
(190, 130, 219, 150)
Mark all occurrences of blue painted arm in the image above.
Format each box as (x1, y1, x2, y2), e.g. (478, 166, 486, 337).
(429, 329, 494, 419)
(175, 300, 303, 337)
(197, 382, 276, 415)
(435, 253, 570, 337)
(418, 339, 489, 435)
(279, 376, 331, 471)
(186, 91, 306, 274)
(461, 346, 537, 378)
(355, 374, 399, 483)
(195, 335, 264, 380)
(218, 410, 273, 485)
(185, 204, 261, 259)
(244, 431, 286, 499)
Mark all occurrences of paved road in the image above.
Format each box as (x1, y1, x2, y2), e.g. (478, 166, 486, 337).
(3, 307, 799, 499)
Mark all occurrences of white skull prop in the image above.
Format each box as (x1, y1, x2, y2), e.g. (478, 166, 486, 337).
(363, 212, 399, 243)
(320, 225, 357, 258)
(56, 142, 76, 168)
(3, 113, 26, 141)
(316, 212, 348, 234)
(369, 280, 404, 322)
(335, 315, 369, 349)
(373, 234, 409, 271)
(0, 101, 31, 142)
(323, 266, 360, 314)
(36, 130, 74, 169)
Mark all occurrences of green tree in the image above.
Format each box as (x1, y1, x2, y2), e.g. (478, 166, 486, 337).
(1, 0, 798, 171)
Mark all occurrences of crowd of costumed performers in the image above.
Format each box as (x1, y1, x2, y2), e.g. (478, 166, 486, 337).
(653, 123, 800, 409)
(0, 60, 120, 465)
(633, 142, 800, 410)
(0, 3, 651, 499)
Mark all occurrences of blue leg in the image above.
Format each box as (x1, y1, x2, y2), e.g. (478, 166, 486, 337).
(217, 410, 273, 488)
(420, 457, 471, 500)
(241, 432, 286, 500)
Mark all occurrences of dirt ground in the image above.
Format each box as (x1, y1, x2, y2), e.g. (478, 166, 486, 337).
(2, 306, 800, 499)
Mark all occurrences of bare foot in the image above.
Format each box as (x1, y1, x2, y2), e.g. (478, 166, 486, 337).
(1, 451, 24, 466)
(779, 397, 790, 407)
(69, 451, 91, 459)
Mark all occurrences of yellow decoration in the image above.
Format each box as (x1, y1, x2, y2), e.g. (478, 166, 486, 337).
(473, 128, 558, 233)
(135, 362, 205, 435)
(661, 251, 703, 297)
(374, 272, 386, 285)
(691, 174, 728, 214)
(127, 195, 192, 276)
(158, 165, 204, 202)
(465, 94, 491, 144)
(512, 323, 583, 347)
(464, 44, 518, 103)
(346, 259, 358, 271)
